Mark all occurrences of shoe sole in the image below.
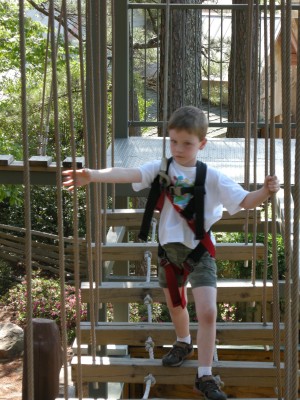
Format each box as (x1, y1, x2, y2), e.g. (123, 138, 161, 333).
(162, 348, 194, 367)
(193, 386, 206, 398)
(193, 385, 227, 400)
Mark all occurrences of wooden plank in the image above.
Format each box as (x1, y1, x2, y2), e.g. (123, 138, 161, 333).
(71, 357, 284, 387)
(79, 321, 284, 346)
(0, 155, 14, 166)
(88, 242, 265, 262)
(29, 155, 53, 167)
(104, 208, 261, 228)
(62, 156, 85, 168)
(80, 280, 274, 303)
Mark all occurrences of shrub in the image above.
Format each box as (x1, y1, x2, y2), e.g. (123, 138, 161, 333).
(0, 259, 17, 296)
(3, 275, 87, 343)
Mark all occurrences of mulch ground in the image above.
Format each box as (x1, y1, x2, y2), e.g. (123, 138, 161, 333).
(0, 304, 23, 400)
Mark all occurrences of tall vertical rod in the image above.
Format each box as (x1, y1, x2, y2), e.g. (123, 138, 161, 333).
(19, 1, 34, 398)
(113, 0, 129, 139)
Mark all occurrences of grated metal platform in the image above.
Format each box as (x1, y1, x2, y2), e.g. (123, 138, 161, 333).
(107, 137, 292, 196)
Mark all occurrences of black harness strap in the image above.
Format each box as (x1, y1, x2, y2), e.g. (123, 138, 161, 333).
(138, 158, 173, 242)
(139, 158, 207, 242)
(180, 161, 207, 240)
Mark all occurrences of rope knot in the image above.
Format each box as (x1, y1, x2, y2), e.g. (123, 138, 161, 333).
(143, 373, 156, 386)
(145, 336, 155, 351)
(144, 250, 152, 260)
(144, 294, 153, 306)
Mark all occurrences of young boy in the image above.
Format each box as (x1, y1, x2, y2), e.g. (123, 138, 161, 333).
(63, 106, 280, 400)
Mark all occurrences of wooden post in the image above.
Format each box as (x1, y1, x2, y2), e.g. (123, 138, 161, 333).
(22, 318, 62, 400)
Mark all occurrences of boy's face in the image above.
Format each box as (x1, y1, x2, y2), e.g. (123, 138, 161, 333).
(169, 128, 207, 167)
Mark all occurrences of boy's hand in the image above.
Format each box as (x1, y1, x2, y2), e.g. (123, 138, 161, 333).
(62, 168, 91, 191)
(264, 175, 280, 195)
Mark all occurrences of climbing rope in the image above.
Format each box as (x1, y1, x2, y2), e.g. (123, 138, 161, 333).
(49, 1, 70, 397)
(142, 250, 156, 399)
(151, 217, 158, 243)
(268, 2, 283, 398)
(77, 0, 98, 370)
(62, 0, 90, 396)
(261, 0, 270, 326)
(281, 2, 298, 399)
(161, 0, 171, 158)
(142, 374, 156, 400)
(39, 8, 64, 157)
(292, 8, 300, 398)
(19, 1, 34, 398)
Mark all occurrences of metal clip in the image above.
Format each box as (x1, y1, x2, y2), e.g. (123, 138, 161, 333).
(158, 157, 171, 187)
(169, 186, 183, 196)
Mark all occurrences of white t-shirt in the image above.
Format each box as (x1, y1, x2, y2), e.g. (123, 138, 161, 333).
(132, 159, 249, 249)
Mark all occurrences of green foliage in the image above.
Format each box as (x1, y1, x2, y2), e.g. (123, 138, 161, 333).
(0, 2, 47, 74)
(0, 1, 85, 207)
(215, 231, 286, 281)
(129, 302, 171, 323)
(0, 259, 17, 296)
(0, 185, 87, 237)
(3, 274, 87, 343)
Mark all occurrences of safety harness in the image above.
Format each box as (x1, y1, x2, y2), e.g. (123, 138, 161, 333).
(139, 157, 215, 308)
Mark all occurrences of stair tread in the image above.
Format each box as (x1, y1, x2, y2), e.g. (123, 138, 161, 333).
(81, 279, 276, 303)
(71, 357, 284, 387)
(76, 241, 265, 262)
(79, 321, 284, 346)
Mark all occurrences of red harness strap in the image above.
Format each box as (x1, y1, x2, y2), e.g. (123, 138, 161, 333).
(160, 258, 189, 308)
(159, 192, 216, 308)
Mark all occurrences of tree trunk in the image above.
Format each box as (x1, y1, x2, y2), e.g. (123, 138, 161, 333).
(227, 1, 259, 138)
(159, 0, 203, 135)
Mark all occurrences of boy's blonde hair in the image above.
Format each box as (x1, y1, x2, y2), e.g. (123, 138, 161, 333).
(168, 106, 208, 140)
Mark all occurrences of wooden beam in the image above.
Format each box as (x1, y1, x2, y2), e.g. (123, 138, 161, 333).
(104, 208, 261, 228)
(80, 280, 274, 303)
(85, 242, 265, 262)
(79, 321, 284, 346)
(71, 357, 284, 387)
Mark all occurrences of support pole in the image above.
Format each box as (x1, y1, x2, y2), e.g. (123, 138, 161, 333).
(22, 319, 62, 400)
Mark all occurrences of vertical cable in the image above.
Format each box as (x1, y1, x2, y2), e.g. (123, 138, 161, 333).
(62, 0, 83, 396)
(19, 1, 34, 398)
(250, 2, 259, 285)
(269, 3, 282, 398)
(281, 1, 293, 398)
(243, 1, 254, 271)
(291, 9, 300, 399)
(49, 1, 69, 398)
(261, 0, 270, 325)
(38, 16, 50, 156)
(162, 0, 171, 157)
(77, 0, 97, 367)
(111, 0, 116, 210)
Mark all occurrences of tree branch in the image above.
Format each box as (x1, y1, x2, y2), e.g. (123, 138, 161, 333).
(26, 0, 82, 41)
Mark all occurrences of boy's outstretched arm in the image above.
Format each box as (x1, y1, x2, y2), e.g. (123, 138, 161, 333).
(239, 175, 280, 209)
(62, 167, 142, 191)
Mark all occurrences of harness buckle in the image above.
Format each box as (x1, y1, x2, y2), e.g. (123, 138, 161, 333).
(158, 157, 171, 187)
(168, 186, 183, 196)
(182, 257, 197, 273)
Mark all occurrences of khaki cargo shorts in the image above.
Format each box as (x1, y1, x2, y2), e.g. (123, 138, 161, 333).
(158, 242, 217, 289)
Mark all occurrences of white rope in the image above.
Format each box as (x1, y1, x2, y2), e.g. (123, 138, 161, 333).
(144, 294, 153, 323)
(142, 250, 156, 399)
(145, 336, 155, 360)
(213, 345, 219, 362)
(151, 217, 157, 243)
(142, 374, 156, 400)
(144, 251, 152, 283)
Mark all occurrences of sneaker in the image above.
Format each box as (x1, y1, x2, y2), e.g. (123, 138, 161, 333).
(194, 375, 227, 400)
(162, 340, 194, 367)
